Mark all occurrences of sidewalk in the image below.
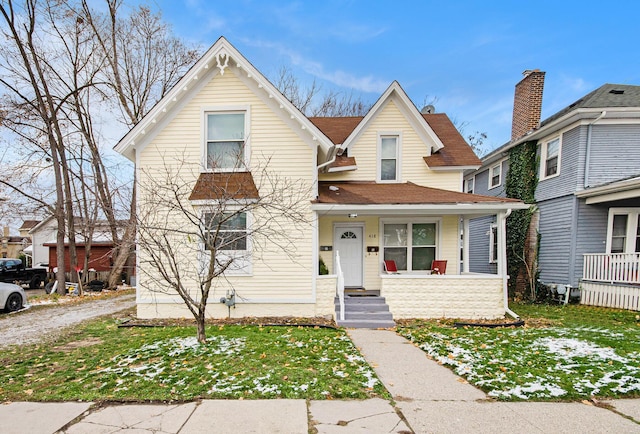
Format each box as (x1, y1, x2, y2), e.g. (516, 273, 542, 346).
(1, 329, 639, 433)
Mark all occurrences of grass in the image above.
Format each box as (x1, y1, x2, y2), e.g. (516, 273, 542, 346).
(397, 302, 640, 401)
(0, 318, 388, 402)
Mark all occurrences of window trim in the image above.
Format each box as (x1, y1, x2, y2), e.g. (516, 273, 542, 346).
(540, 136, 561, 180)
(488, 161, 502, 190)
(201, 209, 252, 275)
(465, 176, 475, 194)
(380, 218, 441, 272)
(202, 106, 251, 172)
(606, 207, 640, 254)
(377, 132, 402, 183)
(489, 224, 498, 263)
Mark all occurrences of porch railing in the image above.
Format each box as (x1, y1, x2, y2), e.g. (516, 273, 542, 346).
(335, 250, 345, 321)
(583, 253, 640, 284)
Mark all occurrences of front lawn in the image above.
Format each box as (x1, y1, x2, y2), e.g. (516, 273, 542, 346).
(397, 303, 640, 401)
(0, 319, 388, 402)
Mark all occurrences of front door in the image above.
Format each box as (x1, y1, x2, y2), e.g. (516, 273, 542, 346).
(334, 225, 364, 287)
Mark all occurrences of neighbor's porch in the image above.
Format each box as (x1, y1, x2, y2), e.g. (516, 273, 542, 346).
(581, 253, 640, 311)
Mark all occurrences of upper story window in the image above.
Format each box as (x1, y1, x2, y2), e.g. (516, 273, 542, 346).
(378, 134, 400, 182)
(206, 112, 246, 170)
(541, 137, 561, 179)
(465, 177, 474, 194)
(489, 162, 501, 189)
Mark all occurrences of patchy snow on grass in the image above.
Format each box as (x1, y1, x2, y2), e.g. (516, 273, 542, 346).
(533, 337, 628, 363)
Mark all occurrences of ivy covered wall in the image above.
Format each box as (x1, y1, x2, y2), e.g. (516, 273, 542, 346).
(504, 141, 538, 300)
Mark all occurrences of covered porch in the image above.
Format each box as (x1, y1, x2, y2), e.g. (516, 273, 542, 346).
(312, 181, 528, 321)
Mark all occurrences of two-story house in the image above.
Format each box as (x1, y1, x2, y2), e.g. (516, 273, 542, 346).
(115, 37, 527, 326)
(467, 71, 640, 309)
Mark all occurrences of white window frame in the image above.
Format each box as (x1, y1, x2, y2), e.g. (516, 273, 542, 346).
(540, 136, 561, 180)
(606, 208, 640, 254)
(201, 209, 252, 275)
(377, 132, 402, 183)
(202, 106, 250, 172)
(380, 218, 441, 272)
(465, 176, 475, 194)
(489, 224, 498, 263)
(488, 161, 502, 190)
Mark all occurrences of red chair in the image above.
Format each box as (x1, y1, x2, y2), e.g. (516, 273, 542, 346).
(431, 260, 447, 275)
(383, 260, 399, 274)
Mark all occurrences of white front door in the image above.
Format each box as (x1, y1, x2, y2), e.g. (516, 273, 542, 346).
(334, 225, 364, 287)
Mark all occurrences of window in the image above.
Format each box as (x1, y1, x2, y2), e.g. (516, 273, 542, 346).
(465, 177, 474, 194)
(607, 208, 640, 254)
(379, 135, 399, 182)
(206, 112, 245, 170)
(383, 222, 437, 271)
(489, 162, 501, 189)
(541, 137, 560, 179)
(489, 224, 498, 263)
(204, 212, 247, 252)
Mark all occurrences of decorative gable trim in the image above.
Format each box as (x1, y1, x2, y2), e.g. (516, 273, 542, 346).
(341, 81, 445, 155)
(114, 37, 334, 162)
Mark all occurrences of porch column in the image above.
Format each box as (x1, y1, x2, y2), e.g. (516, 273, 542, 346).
(462, 217, 470, 273)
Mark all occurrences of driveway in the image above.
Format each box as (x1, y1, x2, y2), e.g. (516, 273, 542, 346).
(0, 291, 135, 347)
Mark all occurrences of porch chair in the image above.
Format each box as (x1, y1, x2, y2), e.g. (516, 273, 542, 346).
(431, 260, 447, 275)
(383, 260, 399, 274)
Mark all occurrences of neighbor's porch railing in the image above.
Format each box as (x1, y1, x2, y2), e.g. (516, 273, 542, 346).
(583, 253, 640, 284)
(335, 250, 345, 321)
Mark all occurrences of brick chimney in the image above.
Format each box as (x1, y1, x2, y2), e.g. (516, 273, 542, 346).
(511, 69, 545, 141)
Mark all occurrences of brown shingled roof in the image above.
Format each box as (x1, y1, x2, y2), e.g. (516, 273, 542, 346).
(309, 114, 481, 168)
(328, 155, 357, 170)
(316, 181, 522, 205)
(19, 220, 40, 229)
(421, 114, 481, 167)
(189, 172, 259, 201)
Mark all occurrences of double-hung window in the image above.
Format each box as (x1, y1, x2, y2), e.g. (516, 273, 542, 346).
(489, 224, 498, 263)
(541, 137, 560, 179)
(607, 208, 640, 254)
(489, 162, 501, 189)
(465, 177, 474, 194)
(206, 112, 245, 170)
(203, 211, 251, 275)
(379, 134, 399, 182)
(383, 222, 437, 271)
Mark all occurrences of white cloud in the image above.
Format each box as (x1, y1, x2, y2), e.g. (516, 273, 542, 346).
(242, 38, 387, 93)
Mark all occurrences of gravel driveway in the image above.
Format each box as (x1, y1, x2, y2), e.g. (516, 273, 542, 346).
(0, 292, 136, 347)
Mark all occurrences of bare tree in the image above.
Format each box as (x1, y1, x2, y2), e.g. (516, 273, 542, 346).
(273, 66, 371, 117)
(137, 153, 312, 343)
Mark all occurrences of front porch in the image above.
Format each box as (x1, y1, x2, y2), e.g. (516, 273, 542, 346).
(581, 253, 640, 310)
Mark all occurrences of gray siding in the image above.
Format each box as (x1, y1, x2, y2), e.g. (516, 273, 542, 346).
(572, 199, 609, 286)
(537, 195, 575, 285)
(468, 215, 497, 275)
(471, 159, 508, 198)
(536, 126, 584, 202)
(587, 124, 640, 188)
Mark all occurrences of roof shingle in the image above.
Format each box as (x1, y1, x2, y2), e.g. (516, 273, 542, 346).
(189, 172, 260, 201)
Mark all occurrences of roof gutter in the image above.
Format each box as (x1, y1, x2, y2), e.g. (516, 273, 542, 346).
(584, 111, 606, 189)
(317, 145, 339, 172)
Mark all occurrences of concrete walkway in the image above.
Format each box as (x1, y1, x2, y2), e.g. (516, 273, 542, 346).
(1, 329, 640, 433)
(348, 329, 640, 434)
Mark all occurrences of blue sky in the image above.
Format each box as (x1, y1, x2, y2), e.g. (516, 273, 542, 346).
(145, 0, 639, 152)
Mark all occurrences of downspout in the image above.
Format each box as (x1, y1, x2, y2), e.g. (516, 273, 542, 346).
(317, 145, 339, 172)
(584, 111, 606, 189)
(500, 208, 520, 319)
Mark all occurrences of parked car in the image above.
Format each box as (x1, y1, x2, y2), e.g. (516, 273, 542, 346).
(0, 282, 26, 313)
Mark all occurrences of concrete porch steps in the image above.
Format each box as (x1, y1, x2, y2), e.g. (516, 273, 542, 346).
(335, 292, 395, 329)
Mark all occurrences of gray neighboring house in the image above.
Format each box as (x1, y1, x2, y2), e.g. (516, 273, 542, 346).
(466, 71, 640, 309)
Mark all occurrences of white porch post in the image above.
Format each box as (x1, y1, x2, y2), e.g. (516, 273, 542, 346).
(463, 217, 470, 273)
(498, 209, 519, 319)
